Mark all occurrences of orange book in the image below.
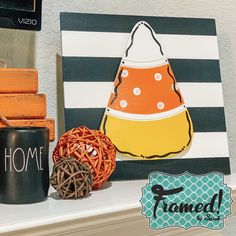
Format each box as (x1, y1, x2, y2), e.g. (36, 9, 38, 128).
(0, 68, 38, 93)
(0, 94, 46, 119)
(0, 118, 55, 142)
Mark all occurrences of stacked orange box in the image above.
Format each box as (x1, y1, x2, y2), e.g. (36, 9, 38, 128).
(0, 68, 55, 142)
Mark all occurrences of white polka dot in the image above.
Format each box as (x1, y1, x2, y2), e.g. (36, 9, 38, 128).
(122, 70, 129, 78)
(154, 73, 162, 81)
(157, 102, 165, 110)
(120, 100, 128, 108)
(133, 87, 141, 96)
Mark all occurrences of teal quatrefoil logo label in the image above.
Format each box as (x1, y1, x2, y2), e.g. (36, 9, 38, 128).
(140, 172, 232, 230)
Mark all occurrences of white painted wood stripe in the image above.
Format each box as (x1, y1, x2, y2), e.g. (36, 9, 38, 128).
(116, 132, 229, 160)
(61, 31, 219, 59)
(64, 82, 224, 108)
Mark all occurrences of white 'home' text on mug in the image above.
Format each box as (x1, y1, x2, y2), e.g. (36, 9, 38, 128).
(4, 147, 44, 172)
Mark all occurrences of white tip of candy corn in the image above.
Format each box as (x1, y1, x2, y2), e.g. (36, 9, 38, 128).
(123, 21, 166, 65)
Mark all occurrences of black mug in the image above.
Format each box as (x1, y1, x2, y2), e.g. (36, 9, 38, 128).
(0, 127, 49, 204)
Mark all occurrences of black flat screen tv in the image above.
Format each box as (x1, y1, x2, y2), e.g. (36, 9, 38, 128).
(0, 0, 42, 31)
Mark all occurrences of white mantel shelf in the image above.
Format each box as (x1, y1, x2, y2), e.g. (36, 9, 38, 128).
(0, 174, 236, 236)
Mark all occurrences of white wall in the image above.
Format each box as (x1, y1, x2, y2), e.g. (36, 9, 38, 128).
(0, 0, 235, 173)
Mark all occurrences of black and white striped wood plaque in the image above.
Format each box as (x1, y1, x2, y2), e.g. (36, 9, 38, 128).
(60, 13, 230, 180)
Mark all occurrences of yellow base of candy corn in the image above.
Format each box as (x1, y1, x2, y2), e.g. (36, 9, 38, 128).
(100, 110, 193, 160)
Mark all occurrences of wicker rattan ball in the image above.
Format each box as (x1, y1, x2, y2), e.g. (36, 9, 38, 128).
(53, 126, 116, 189)
(50, 157, 93, 199)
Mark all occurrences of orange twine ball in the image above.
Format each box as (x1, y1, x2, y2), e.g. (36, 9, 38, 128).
(52, 126, 116, 189)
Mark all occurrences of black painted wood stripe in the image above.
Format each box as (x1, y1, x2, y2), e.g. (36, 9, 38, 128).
(64, 107, 226, 132)
(60, 13, 216, 36)
(109, 157, 230, 180)
(190, 107, 226, 132)
(62, 57, 221, 83)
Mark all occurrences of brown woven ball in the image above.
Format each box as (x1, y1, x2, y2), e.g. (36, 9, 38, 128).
(50, 157, 93, 199)
(52, 126, 116, 189)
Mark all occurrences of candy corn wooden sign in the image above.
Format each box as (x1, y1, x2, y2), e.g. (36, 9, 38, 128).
(100, 21, 193, 159)
(60, 13, 230, 180)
